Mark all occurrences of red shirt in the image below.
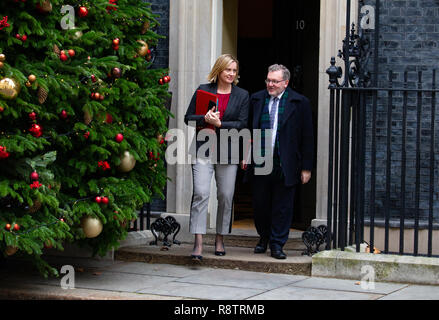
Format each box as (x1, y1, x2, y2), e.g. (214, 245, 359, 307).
(217, 93, 231, 120)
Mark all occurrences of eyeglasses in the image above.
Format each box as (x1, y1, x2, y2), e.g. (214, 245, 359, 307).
(265, 79, 285, 85)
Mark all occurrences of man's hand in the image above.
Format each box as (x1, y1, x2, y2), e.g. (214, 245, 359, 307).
(240, 160, 247, 170)
(301, 170, 311, 184)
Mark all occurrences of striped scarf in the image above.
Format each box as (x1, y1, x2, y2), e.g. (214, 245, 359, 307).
(256, 90, 288, 168)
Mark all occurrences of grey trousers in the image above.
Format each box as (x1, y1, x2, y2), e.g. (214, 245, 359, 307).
(190, 161, 238, 235)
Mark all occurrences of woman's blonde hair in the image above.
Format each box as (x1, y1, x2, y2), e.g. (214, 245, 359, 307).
(207, 54, 239, 85)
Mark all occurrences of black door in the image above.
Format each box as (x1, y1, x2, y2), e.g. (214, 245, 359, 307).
(235, 0, 320, 230)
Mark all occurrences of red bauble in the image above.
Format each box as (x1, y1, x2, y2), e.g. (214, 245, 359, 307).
(5, 224, 11, 231)
(163, 75, 171, 83)
(15, 34, 21, 40)
(60, 110, 68, 119)
(13, 224, 19, 231)
(101, 197, 109, 205)
(30, 171, 39, 181)
(106, 113, 113, 124)
(78, 6, 88, 17)
(29, 112, 37, 120)
(113, 38, 120, 46)
(158, 78, 164, 85)
(21, 35, 27, 42)
(94, 93, 101, 100)
(0, 106, 4, 112)
(95, 196, 102, 204)
(113, 45, 119, 51)
(112, 67, 122, 78)
(84, 131, 90, 139)
(29, 124, 43, 137)
(60, 53, 68, 62)
(0, 146, 9, 159)
(68, 49, 75, 57)
(115, 133, 124, 143)
(44, 240, 53, 249)
(91, 75, 97, 83)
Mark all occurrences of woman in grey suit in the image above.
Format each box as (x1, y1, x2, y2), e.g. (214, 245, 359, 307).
(184, 54, 249, 260)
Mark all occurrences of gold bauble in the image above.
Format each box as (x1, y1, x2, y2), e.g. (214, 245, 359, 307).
(73, 30, 83, 40)
(0, 54, 5, 62)
(25, 81, 32, 88)
(5, 246, 18, 256)
(0, 62, 3, 69)
(28, 74, 37, 83)
(117, 151, 136, 172)
(81, 216, 103, 238)
(136, 40, 149, 57)
(0, 78, 21, 100)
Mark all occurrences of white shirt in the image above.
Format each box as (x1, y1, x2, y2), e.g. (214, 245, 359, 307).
(268, 91, 285, 150)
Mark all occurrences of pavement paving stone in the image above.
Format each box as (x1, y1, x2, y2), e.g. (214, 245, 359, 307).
(70, 271, 179, 293)
(102, 261, 210, 278)
(289, 277, 409, 295)
(43, 256, 121, 269)
(379, 285, 439, 300)
(2, 257, 439, 300)
(175, 268, 308, 290)
(247, 285, 384, 300)
(0, 283, 189, 300)
(136, 281, 265, 300)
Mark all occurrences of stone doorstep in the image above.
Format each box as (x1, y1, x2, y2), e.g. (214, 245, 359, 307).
(115, 243, 312, 276)
(311, 250, 439, 286)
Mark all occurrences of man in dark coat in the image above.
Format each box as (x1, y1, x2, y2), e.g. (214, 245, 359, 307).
(248, 64, 314, 259)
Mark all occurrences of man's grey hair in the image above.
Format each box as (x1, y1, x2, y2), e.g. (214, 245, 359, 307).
(268, 64, 290, 81)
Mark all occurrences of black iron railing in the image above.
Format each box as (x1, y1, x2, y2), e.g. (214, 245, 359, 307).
(325, 0, 439, 257)
(327, 66, 439, 257)
(130, 202, 152, 231)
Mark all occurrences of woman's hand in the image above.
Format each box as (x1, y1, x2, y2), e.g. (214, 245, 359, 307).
(204, 107, 221, 127)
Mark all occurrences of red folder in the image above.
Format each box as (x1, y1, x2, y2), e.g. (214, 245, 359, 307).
(196, 89, 218, 115)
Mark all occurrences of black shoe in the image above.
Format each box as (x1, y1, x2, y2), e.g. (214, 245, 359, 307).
(270, 249, 287, 259)
(214, 241, 226, 256)
(254, 238, 268, 254)
(191, 254, 203, 261)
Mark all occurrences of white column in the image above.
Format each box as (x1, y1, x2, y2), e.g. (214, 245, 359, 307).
(167, 0, 223, 227)
(314, 0, 358, 226)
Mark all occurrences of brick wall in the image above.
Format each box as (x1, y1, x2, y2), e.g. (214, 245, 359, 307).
(360, 0, 439, 221)
(146, 0, 169, 212)
(147, 0, 170, 70)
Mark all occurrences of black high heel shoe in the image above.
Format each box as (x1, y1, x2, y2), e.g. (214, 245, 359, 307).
(214, 241, 226, 256)
(191, 254, 203, 261)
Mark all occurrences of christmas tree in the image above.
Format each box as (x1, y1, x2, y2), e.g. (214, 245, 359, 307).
(0, 0, 170, 277)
